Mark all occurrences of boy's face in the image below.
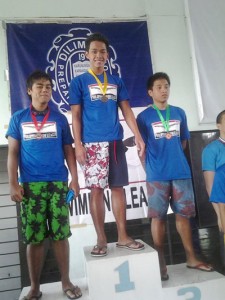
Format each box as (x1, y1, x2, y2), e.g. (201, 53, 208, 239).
(85, 41, 108, 72)
(217, 114, 225, 135)
(148, 79, 170, 105)
(27, 78, 52, 106)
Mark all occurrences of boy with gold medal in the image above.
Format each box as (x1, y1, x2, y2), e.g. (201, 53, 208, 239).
(69, 33, 145, 257)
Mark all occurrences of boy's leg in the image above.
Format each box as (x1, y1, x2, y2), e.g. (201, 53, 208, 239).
(109, 140, 144, 250)
(26, 243, 45, 298)
(90, 187, 107, 249)
(21, 182, 49, 298)
(52, 239, 82, 298)
(175, 214, 200, 265)
(111, 187, 144, 249)
(172, 179, 213, 271)
(111, 187, 126, 242)
(151, 218, 168, 279)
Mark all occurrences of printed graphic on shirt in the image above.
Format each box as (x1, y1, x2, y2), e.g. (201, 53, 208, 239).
(21, 122, 57, 140)
(88, 83, 118, 102)
(152, 120, 180, 139)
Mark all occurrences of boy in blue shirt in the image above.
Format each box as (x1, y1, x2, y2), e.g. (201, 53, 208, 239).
(69, 33, 145, 256)
(137, 72, 213, 280)
(202, 110, 225, 233)
(6, 71, 81, 300)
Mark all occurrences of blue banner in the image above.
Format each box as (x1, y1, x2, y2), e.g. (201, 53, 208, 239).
(6, 21, 153, 114)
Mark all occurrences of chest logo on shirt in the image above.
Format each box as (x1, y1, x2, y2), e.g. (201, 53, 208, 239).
(152, 120, 180, 139)
(21, 122, 57, 140)
(88, 83, 118, 102)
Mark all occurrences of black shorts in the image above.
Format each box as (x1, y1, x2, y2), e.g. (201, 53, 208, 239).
(108, 140, 129, 187)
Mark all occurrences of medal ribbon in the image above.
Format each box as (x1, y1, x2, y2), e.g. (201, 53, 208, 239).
(30, 105, 50, 132)
(153, 104, 170, 132)
(88, 68, 108, 95)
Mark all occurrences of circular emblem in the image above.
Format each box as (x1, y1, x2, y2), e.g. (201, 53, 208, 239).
(46, 27, 121, 113)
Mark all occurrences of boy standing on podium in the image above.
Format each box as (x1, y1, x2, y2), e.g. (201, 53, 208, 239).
(69, 32, 145, 257)
(137, 72, 213, 280)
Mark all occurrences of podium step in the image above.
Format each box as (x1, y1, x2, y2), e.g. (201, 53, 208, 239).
(19, 242, 225, 300)
(84, 240, 163, 300)
(162, 263, 225, 300)
(19, 278, 90, 300)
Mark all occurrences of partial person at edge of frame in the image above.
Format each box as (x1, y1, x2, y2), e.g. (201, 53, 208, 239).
(202, 110, 225, 234)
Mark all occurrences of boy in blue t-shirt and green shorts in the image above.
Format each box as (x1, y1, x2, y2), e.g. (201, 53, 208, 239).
(6, 71, 82, 300)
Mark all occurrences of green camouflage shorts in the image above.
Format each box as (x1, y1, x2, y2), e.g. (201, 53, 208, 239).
(20, 181, 71, 244)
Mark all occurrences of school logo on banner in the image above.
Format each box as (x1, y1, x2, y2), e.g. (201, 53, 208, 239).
(6, 21, 152, 113)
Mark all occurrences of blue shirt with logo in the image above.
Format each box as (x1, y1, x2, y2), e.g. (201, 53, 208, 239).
(137, 105, 191, 181)
(69, 71, 129, 143)
(6, 107, 73, 183)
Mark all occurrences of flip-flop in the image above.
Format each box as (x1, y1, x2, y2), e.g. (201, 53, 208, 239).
(22, 292, 42, 300)
(116, 240, 145, 251)
(187, 263, 214, 272)
(91, 245, 107, 257)
(161, 273, 169, 281)
(63, 286, 82, 299)
(160, 267, 169, 281)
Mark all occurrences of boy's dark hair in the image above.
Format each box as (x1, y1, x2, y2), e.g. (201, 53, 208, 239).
(146, 72, 171, 91)
(26, 70, 53, 90)
(85, 32, 109, 52)
(216, 110, 225, 124)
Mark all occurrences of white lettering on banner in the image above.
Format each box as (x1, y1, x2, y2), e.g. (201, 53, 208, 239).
(68, 184, 148, 223)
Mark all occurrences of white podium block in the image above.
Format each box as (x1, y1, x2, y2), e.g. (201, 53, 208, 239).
(162, 263, 225, 300)
(83, 240, 163, 300)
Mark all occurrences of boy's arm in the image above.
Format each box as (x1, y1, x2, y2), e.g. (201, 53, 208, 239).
(7, 136, 24, 202)
(203, 170, 222, 230)
(63, 144, 80, 197)
(70, 104, 86, 165)
(203, 170, 215, 197)
(119, 100, 145, 158)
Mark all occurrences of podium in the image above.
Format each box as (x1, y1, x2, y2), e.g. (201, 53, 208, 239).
(162, 263, 225, 300)
(19, 240, 225, 300)
(84, 240, 225, 300)
(83, 240, 163, 300)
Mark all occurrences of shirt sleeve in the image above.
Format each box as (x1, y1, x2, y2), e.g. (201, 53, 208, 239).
(136, 113, 148, 144)
(202, 145, 216, 171)
(61, 114, 73, 145)
(5, 114, 21, 141)
(69, 77, 82, 106)
(117, 77, 129, 102)
(179, 109, 190, 141)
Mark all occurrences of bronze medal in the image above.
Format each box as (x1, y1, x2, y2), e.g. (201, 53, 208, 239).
(165, 132, 172, 139)
(101, 95, 108, 102)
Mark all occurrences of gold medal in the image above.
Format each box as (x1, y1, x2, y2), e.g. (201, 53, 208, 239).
(88, 69, 108, 101)
(165, 133, 172, 139)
